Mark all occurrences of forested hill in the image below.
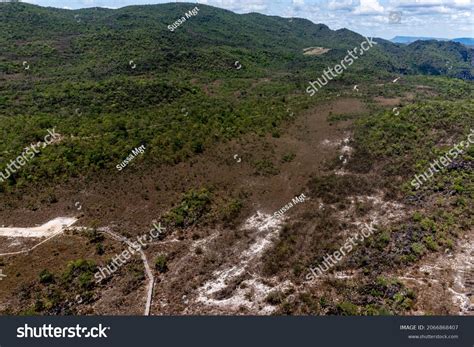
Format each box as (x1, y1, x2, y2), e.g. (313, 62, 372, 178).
(0, 2, 472, 81)
(0, 2, 472, 187)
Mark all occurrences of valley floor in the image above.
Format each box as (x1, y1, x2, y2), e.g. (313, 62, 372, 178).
(0, 84, 472, 316)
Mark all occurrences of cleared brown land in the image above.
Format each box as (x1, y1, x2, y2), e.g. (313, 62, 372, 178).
(303, 47, 331, 56)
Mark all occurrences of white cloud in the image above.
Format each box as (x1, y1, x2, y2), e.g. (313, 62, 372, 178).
(205, 0, 267, 12)
(393, 0, 472, 9)
(353, 0, 385, 14)
(328, 0, 354, 11)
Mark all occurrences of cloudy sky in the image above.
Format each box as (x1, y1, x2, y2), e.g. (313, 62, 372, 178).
(21, 0, 473, 39)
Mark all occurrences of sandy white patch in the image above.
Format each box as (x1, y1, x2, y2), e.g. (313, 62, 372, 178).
(332, 136, 353, 167)
(334, 271, 356, 279)
(337, 192, 406, 228)
(341, 145, 352, 155)
(190, 232, 219, 252)
(321, 139, 333, 146)
(303, 47, 330, 56)
(397, 237, 473, 315)
(447, 239, 473, 314)
(0, 217, 77, 238)
(195, 211, 288, 313)
(335, 168, 349, 176)
(241, 211, 283, 233)
(198, 276, 292, 314)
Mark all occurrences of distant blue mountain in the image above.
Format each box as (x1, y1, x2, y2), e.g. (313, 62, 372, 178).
(452, 38, 474, 46)
(391, 36, 474, 46)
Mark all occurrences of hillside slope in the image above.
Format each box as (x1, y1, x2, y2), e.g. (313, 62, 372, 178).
(0, 2, 472, 317)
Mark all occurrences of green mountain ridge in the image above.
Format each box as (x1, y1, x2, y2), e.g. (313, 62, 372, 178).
(0, 2, 472, 81)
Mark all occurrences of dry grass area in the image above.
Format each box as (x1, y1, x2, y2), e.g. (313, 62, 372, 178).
(0, 97, 364, 315)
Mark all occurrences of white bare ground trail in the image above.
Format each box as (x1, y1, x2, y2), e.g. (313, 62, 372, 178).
(0, 218, 154, 315)
(194, 211, 292, 314)
(0, 217, 77, 256)
(0, 217, 77, 238)
(103, 229, 155, 316)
